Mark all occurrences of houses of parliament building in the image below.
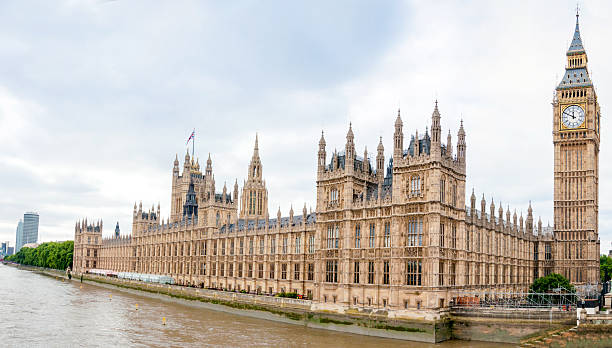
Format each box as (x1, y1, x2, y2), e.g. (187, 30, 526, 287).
(73, 14, 601, 311)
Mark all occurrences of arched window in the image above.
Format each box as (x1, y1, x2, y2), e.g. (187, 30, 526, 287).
(384, 222, 391, 247)
(410, 175, 421, 195)
(369, 223, 375, 248)
(249, 191, 255, 215)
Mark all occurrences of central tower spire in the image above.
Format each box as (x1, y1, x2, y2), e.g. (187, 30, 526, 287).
(240, 134, 268, 220)
(249, 133, 262, 180)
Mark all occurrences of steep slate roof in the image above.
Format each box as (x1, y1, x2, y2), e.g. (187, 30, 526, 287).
(558, 68, 592, 89)
(568, 14, 585, 54)
(406, 133, 431, 157)
(558, 14, 592, 89)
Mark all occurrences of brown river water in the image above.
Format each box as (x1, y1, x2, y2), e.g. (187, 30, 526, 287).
(0, 264, 511, 347)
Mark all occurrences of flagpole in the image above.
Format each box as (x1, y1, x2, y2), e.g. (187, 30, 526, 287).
(192, 128, 195, 160)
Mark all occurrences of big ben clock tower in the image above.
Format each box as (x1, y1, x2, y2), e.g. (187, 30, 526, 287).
(553, 11, 601, 286)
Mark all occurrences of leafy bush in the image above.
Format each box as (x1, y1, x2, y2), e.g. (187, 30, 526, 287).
(275, 291, 299, 299)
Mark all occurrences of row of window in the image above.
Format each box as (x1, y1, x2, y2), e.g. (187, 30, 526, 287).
(533, 243, 553, 261)
(80, 236, 99, 244)
(326, 219, 426, 249)
(328, 222, 394, 249)
(563, 242, 584, 260)
(327, 260, 423, 286)
(465, 228, 536, 258)
(134, 235, 316, 257)
(130, 224, 537, 259)
(128, 261, 317, 280)
(438, 223, 457, 248)
(439, 178, 458, 206)
(561, 88, 586, 98)
(568, 57, 584, 68)
(463, 263, 534, 286)
(563, 148, 584, 171)
(201, 262, 315, 281)
(247, 190, 264, 216)
(330, 188, 339, 204)
(99, 259, 537, 287)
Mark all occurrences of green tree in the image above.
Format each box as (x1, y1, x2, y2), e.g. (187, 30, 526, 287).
(528, 273, 576, 305)
(530, 273, 575, 293)
(600, 255, 612, 283)
(6, 241, 74, 270)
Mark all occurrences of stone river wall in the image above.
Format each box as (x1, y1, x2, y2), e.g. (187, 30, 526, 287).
(4, 262, 578, 344)
(450, 308, 575, 343)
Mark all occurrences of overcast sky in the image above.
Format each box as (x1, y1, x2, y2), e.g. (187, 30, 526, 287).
(1, 0, 611, 253)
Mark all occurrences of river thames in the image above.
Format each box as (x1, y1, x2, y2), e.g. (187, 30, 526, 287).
(0, 264, 510, 347)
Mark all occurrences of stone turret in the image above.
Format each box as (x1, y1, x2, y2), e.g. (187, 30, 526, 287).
(431, 100, 441, 156)
(481, 195, 486, 221)
(183, 150, 191, 175)
(233, 179, 239, 201)
(526, 201, 533, 233)
(363, 146, 369, 173)
(538, 217, 543, 235)
(447, 130, 453, 158)
(393, 109, 403, 160)
(457, 120, 466, 163)
(470, 189, 476, 213)
(345, 123, 355, 163)
(506, 205, 511, 226)
(173, 154, 179, 176)
(376, 137, 384, 181)
(206, 153, 212, 176)
(318, 131, 326, 174)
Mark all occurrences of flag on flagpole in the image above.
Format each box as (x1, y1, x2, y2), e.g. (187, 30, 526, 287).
(186, 130, 195, 145)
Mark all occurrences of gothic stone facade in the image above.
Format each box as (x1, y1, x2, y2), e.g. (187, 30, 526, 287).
(73, 15, 600, 310)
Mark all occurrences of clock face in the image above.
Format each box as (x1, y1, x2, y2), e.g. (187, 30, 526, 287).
(562, 105, 585, 129)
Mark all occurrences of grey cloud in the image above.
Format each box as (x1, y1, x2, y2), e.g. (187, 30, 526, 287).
(1, 1, 611, 257)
